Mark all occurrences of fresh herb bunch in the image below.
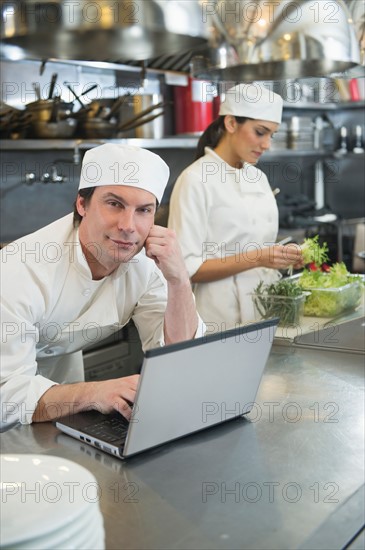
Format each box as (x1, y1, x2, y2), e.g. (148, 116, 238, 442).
(253, 279, 305, 326)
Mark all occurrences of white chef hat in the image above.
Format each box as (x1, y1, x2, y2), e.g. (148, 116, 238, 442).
(78, 143, 170, 203)
(219, 83, 283, 124)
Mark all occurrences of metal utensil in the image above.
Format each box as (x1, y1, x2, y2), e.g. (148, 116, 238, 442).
(48, 96, 61, 123)
(117, 110, 165, 133)
(64, 83, 98, 109)
(32, 82, 41, 101)
(102, 96, 129, 121)
(117, 101, 165, 131)
(48, 73, 58, 100)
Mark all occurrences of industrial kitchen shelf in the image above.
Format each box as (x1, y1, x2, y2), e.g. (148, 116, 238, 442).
(0, 139, 335, 157)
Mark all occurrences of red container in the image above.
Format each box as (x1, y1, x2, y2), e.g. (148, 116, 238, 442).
(174, 78, 213, 134)
(349, 79, 360, 102)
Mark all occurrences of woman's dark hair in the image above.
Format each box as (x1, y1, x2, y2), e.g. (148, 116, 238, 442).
(195, 115, 251, 160)
(73, 187, 96, 227)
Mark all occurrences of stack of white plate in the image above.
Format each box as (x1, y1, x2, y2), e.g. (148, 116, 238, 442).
(0, 454, 105, 549)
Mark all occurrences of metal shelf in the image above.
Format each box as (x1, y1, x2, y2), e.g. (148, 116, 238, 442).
(1, 139, 334, 158)
(0, 138, 200, 150)
(283, 101, 364, 110)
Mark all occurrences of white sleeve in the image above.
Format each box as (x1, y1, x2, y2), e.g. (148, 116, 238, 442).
(168, 167, 210, 278)
(0, 296, 58, 430)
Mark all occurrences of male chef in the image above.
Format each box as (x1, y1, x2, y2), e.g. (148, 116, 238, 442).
(1, 143, 203, 431)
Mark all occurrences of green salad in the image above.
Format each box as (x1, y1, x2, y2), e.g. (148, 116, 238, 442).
(300, 235, 329, 266)
(254, 236, 364, 322)
(298, 263, 364, 317)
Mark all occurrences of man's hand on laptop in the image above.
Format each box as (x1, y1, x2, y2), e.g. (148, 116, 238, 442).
(32, 374, 140, 423)
(89, 375, 140, 421)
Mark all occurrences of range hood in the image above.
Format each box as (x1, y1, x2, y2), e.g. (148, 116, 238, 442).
(0, 0, 208, 62)
(192, 0, 361, 81)
(1, 0, 362, 83)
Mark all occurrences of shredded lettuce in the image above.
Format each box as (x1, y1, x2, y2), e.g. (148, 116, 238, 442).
(300, 235, 329, 266)
(298, 263, 364, 316)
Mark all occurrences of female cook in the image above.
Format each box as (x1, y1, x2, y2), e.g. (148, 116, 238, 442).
(168, 83, 303, 328)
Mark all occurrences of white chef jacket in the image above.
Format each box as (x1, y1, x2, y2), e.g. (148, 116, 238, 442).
(168, 147, 280, 329)
(0, 213, 204, 430)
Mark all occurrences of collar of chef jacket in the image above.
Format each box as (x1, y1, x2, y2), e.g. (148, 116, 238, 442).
(204, 147, 269, 195)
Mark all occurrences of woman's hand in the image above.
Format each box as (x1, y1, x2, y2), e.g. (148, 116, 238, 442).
(260, 244, 304, 270)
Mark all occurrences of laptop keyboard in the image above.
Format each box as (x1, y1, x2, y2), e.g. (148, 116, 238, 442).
(83, 416, 129, 444)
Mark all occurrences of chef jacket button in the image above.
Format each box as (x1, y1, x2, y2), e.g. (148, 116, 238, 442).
(82, 288, 91, 296)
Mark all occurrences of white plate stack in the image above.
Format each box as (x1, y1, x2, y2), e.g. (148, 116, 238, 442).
(0, 454, 105, 549)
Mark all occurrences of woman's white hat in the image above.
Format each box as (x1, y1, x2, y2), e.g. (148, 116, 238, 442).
(219, 83, 283, 124)
(78, 143, 170, 203)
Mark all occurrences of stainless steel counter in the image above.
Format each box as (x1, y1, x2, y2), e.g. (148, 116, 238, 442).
(1, 343, 364, 550)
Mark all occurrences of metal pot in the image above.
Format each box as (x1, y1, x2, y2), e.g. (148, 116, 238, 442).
(0, 103, 32, 139)
(81, 99, 115, 120)
(118, 95, 165, 138)
(25, 99, 73, 122)
(31, 119, 77, 139)
(80, 118, 118, 139)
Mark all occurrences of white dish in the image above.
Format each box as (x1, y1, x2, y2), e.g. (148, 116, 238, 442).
(4, 503, 104, 549)
(1, 454, 102, 547)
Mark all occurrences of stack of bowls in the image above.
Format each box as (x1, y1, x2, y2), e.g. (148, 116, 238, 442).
(270, 121, 288, 151)
(288, 116, 314, 150)
(0, 454, 105, 549)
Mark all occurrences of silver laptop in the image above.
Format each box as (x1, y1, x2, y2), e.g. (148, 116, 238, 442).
(56, 319, 278, 458)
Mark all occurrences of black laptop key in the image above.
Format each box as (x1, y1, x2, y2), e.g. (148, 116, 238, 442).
(83, 418, 129, 442)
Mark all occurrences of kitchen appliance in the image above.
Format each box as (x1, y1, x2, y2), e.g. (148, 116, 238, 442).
(193, 0, 361, 81)
(0, 1, 208, 62)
